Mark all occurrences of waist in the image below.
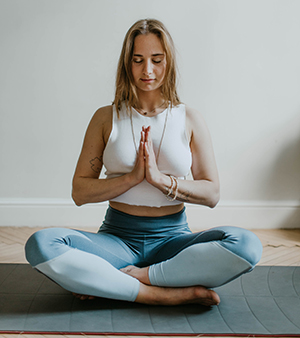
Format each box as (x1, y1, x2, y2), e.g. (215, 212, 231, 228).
(99, 206, 190, 237)
(109, 201, 184, 217)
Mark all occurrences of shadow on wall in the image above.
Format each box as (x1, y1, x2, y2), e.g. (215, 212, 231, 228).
(283, 208, 300, 229)
(263, 118, 300, 201)
(261, 112, 300, 228)
(228, 111, 300, 228)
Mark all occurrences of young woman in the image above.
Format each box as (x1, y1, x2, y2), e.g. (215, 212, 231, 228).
(25, 19, 262, 307)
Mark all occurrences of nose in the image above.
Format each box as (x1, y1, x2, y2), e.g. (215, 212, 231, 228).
(143, 59, 153, 76)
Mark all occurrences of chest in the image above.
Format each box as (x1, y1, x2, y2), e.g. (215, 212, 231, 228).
(103, 106, 192, 177)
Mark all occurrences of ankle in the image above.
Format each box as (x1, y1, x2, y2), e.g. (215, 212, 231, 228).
(140, 266, 151, 285)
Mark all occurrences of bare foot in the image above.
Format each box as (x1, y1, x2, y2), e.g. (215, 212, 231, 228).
(120, 265, 151, 285)
(136, 283, 220, 307)
(72, 293, 95, 300)
(121, 265, 220, 307)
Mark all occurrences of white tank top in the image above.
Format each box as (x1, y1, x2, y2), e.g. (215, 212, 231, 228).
(102, 103, 192, 207)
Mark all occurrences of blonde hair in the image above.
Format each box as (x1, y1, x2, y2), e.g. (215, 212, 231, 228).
(113, 19, 180, 115)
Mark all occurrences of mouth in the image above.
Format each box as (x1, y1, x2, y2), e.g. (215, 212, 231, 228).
(141, 78, 155, 83)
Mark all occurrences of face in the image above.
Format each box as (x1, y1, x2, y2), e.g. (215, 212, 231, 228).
(131, 33, 167, 95)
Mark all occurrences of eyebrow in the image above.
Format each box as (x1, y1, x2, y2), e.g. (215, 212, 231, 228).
(133, 53, 165, 57)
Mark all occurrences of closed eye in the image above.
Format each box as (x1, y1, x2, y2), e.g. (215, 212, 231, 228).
(133, 59, 162, 64)
(133, 59, 143, 63)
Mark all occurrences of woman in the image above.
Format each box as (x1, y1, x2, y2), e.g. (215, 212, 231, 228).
(25, 19, 262, 307)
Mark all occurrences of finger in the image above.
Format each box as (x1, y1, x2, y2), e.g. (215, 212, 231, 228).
(144, 143, 150, 164)
(142, 125, 148, 136)
(144, 126, 151, 142)
(138, 139, 144, 157)
(144, 140, 154, 160)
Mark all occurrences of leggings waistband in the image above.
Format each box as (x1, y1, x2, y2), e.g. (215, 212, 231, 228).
(98, 206, 191, 238)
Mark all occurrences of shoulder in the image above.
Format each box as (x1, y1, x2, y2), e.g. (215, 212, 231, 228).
(184, 105, 209, 141)
(185, 105, 205, 124)
(92, 105, 113, 125)
(88, 105, 113, 144)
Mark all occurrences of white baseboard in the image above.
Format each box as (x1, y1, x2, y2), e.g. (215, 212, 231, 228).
(0, 198, 299, 229)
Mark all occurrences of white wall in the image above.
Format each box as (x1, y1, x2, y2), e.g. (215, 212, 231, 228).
(1, 0, 299, 229)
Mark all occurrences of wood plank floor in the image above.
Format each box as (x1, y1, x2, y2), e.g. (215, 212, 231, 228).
(1, 226, 300, 338)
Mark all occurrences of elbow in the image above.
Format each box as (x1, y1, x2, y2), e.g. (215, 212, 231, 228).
(72, 193, 83, 207)
(74, 200, 83, 207)
(208, 188, 220, 209)
(72, 188, 84, 207)
(72, 177, 87, 206)
(208, 194, 219, 208)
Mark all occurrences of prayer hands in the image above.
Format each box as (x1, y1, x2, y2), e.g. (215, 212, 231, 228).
(131, 126, 162, 187)
(143, 126, 162, 185)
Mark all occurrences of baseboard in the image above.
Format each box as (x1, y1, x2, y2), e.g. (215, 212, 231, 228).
(0, 198, 299, 229)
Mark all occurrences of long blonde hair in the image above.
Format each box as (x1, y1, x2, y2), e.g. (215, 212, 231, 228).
(113, 19, 181, 115)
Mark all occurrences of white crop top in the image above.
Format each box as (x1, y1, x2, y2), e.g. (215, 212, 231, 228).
(102, 103, 192, 207)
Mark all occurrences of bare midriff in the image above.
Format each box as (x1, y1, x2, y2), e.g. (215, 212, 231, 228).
(109, 201, 184, 217)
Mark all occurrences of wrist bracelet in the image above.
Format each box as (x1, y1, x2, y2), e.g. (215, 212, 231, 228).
(165, 175, 178, 201)
(166, 175, 175, 197)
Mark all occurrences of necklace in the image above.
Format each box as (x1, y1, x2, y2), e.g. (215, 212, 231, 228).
(130, 106, 169, 161)
(135, 101, 166, 115)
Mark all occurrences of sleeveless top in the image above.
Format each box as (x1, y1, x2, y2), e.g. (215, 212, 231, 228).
(102, 103, 192, 207)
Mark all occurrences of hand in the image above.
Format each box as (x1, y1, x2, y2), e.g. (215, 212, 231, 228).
(143, 126, 164, 187)
(129, 130, 146, 184)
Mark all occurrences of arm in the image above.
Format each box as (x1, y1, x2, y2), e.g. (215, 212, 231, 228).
(72, 106, 145, 206)
(144, 106, 220, 208)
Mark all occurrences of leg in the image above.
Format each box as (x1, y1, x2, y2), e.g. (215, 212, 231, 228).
(25, 228, 140, 302)
(25, 227, 219, 306)
(123, 226, 263, 289)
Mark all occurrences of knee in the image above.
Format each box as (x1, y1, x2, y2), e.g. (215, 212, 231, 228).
(25, 228, 69, 267)
(217, 226, 263, 267)
(25, 229, 47, 266)
(238, 229, 263, 266)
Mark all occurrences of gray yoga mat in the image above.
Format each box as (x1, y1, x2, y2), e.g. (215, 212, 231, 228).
(0, 264, 300, 336)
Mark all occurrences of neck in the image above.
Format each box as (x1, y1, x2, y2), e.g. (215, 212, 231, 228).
(135, 90, 166, 115)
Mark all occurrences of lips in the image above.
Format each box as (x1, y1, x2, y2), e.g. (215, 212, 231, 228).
(141, 78, 155, 83)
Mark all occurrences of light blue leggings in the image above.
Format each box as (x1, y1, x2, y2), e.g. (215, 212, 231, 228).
(25, 207, 263, 302)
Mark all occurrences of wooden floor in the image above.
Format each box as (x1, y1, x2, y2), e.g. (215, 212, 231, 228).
(1, 226, 300, 338)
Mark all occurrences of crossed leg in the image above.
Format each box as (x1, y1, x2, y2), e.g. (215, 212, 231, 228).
(121, 226, 263, 306)
(25, 226, 261, 307)
(25, 228, 220, 306)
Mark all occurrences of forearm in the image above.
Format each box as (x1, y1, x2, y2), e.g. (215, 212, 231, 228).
(72, 173, 139, 206)
(153, 173, 220, 208)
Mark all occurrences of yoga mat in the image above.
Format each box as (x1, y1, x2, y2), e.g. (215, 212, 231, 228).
(0, 264, 300, 336)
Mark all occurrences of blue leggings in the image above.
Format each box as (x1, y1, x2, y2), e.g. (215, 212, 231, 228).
(25, 207, 262, 302)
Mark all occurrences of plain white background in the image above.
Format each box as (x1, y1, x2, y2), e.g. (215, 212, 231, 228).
(1, 0, 299, 228)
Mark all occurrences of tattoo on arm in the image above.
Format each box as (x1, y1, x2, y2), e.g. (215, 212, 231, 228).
(177, 190, 193, 202)
(89, 156, 103, 174)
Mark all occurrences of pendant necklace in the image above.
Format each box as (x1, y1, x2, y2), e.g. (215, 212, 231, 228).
(135, 101, 166, 115)
(130, 105, 169, 162)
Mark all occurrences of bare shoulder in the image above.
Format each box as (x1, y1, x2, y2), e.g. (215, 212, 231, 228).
(91, 105, 112, 127)
(185, 105, 206, 124)
(185, 105, 209, 140)
(73, 105, 113, 179)
(89, 105, 113, 144)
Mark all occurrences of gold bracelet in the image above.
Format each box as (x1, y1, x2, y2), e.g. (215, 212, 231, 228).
(166, 175, 175, 197)
(165, 176, 178, 201)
